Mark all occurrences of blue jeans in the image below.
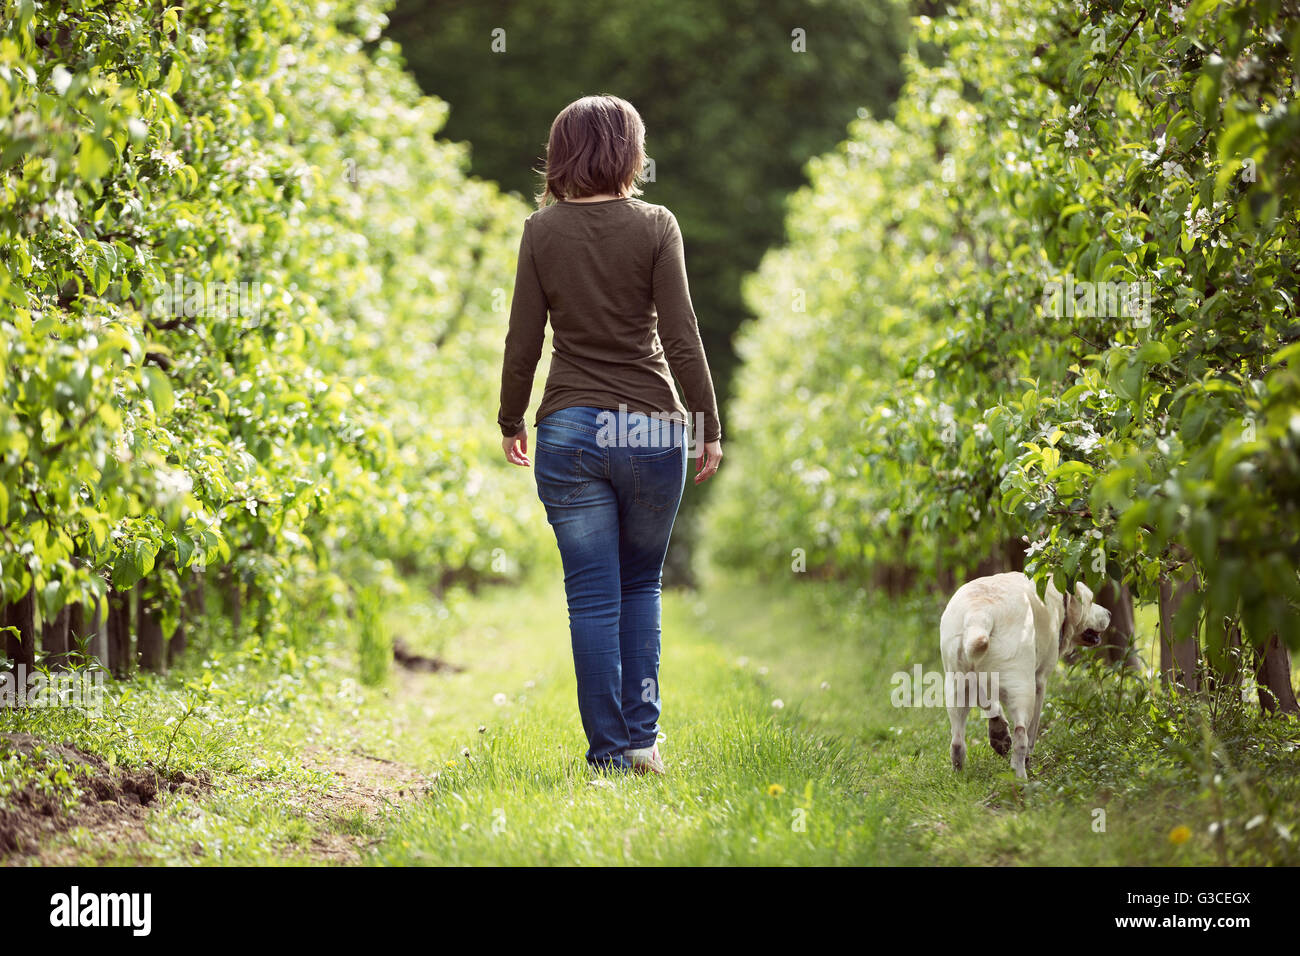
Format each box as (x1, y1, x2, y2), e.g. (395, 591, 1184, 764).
(533, 406, 688, 771)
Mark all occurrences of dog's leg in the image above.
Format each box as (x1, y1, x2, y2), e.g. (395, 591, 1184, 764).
(987, 680, 1013, 757)
(1006, 698, 1032, 779)
(1028, 674, 1047, 748)
(988, 706, 1012, 757)
(948, 703, 969, 771)
(1010, 723, 1030, 778)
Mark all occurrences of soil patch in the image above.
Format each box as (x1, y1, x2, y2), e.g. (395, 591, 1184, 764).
(0, 732, 208, 859)
(393, 638, 462, 673)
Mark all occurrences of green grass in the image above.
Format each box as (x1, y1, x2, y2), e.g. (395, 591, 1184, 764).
(371, 571, 1300, 866)
(3, 571, 1297, 865)
(374, 587, 902, 865)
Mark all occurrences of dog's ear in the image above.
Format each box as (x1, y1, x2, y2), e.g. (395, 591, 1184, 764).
(1064, 583, 1088, 633)
(1065, 597, 1080, 633)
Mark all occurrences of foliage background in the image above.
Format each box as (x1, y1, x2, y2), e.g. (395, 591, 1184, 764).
(1, 0, 554, 659)
(705, 0, 1300, 662)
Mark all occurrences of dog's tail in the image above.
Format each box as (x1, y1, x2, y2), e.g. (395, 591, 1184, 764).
(962, 612, 993, 662)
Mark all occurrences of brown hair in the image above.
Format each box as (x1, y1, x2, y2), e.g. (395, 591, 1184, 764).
(536, 95, 646, 207)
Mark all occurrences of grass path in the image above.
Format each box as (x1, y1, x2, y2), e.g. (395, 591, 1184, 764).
(5, 573, 1295, 865)
(367, 573, 1296, 865)
(372, 577, 899, 865)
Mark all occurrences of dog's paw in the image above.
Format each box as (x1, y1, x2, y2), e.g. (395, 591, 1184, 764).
(950, 743, 966, 771)
(988, 716, 1012, 756)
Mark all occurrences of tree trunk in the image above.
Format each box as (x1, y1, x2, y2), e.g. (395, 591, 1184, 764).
(2, 588, 37, 675)
(41, 605, 70, 671)
(106, 589, 132, 679)
(1095, 581, 1139, 667)
(89, 596, 109, 666)
(872, 561, 916, 597)
(169, 573, 204, 666)
(1003, 535, 1027, 574)
(67, 600, 86, 662)
(136, 591, 166, 674)
(226, 571, 243, 635)
(168, 626, 187, 665)
(933, 552, 957, 595)
(1158, 571, 1200, 692)
(971, 535, 1026, 579)
(1255, 633, 1299, 715)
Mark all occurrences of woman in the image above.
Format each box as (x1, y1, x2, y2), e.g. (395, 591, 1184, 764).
(497, 94, 723, 775)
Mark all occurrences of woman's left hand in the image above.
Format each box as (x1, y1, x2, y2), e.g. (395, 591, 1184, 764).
(503, 428, 531, 467)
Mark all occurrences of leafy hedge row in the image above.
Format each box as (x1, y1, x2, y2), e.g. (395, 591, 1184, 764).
(707, 0, 1299, 653)
(0, 0, 547, 668)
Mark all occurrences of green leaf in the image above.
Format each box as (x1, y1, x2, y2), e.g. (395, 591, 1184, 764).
(76, 134, 112, 182)
(1047, 460, 1093, 481)
(1135, 341, 1171, 364)
(142, 367, 175, 417)
(165, 60, 183, 94)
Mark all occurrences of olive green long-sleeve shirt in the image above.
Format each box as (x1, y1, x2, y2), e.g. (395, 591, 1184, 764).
(497, 197, 722, 442)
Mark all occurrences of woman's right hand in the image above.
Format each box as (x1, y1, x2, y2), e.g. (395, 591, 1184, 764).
(694, 440, 723, 485)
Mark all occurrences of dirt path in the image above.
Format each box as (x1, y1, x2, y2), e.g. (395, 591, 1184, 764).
(293, 747, 435, 864)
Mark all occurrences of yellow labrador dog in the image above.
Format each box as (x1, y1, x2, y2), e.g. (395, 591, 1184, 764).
(940, 572, 1110, 778)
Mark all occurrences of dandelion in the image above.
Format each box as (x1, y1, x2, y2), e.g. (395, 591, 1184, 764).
(1169, 824, 1191, 845)
(771, 698, 785, 709)
(767, 784, 785, 797)
(493, 692, 507, 705)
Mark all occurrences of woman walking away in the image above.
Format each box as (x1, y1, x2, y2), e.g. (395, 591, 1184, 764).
(497, 94, 724, 775)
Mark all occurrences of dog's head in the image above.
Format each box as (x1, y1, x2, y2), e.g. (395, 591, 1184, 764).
(1066, 581, 1111, 648)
